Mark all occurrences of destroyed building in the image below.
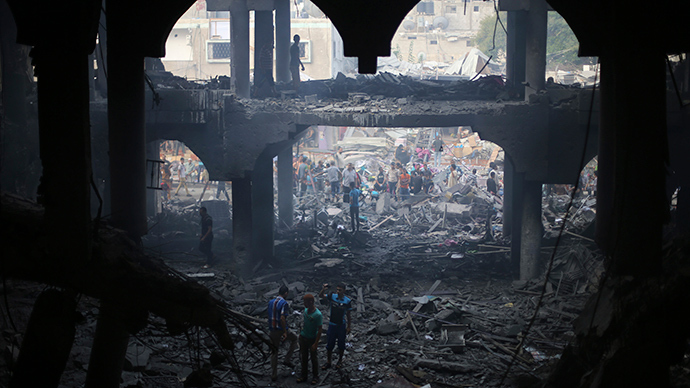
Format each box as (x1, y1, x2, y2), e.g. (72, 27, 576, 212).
(1, 0, 690, 387)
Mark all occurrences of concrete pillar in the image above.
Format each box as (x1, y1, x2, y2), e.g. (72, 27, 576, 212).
(86, 2, 147, 385)
(524, 0, 547, 99)
(254, 10, 274, 90)
(595, 59, 615, 253)
(9, 289, 76, 388)
(34, 35, 92, 266)
(596, 52, 666, 278)
(509, 169, 524, 279)
(502, 157, 515, 238)
(107, 5, 147, 238)
(232, 177, 253, 272)
(275, 0, 291, 83)
(278, 146, 294, 228)
(252, 156, 275, 262)
(84, 301, 131, 388)
(505, 10, 527, 99)
(230, 0, 250, 98)
(519, 181, 543, 281)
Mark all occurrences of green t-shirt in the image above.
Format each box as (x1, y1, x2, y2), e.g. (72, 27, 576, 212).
(300, 308, 323, 339)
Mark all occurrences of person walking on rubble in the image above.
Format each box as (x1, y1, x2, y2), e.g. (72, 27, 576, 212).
(268, 285, 298, 381)
(318, 283, 352, 370)
(296, 294, 323, 384)
(431, 135, 444, 168)
(348, 182, 363, 232)
(216, 181, 230, 201)
(199, 207, 216, 268)
(174, 157, 192, 196)
(326, 162, 341, 201)
(290, 34, 305, 91)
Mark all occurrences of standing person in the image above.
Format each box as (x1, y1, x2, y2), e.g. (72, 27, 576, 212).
(199, 207, 216, 268)
(410, 170, 423, 195)
(341, 163, 357, 203)
(398, 168, 411, 201)
(298, 156, 308, 197)
(318, 283, 352, 370)
(387, 162, 399, 199)
(268, 285, 298, 381)
(326, 162, 341, 201)
(348, 182, 362, 232)
(333, 147, 346, 169)
(422, 168, 434, 194)
(486, 171, 498, 195)
(290, 34, 305, 91)
(447, 164, 460, 189)
(216, 181, 230, 201)
(373, 166, 387, 193)
(431, 135, 445, 168)
(313, 160, 325, 193)
(297, 294, 323, 384)
(174, 157, 192, 196)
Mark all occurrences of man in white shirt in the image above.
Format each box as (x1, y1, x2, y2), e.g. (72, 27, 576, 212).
(174, 157, 192, 196)
(341, 163, 357, 203)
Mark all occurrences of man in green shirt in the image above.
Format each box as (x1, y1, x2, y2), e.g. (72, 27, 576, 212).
(297, 294, 323, 384)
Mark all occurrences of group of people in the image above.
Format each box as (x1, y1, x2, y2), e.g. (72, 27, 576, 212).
(160, 156, 209, 200)
(267, 283, 353, 383)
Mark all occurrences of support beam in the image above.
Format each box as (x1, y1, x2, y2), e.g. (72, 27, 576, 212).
(509, 169, 524, 278)
(230, 0, 250, 98)
(274, 0, 291, 83)
(32, 38, 92, 265)
(252, 155, 275, 263)
(596, 52, 666, 278)
(253, 10, 274, 93)
(107, 3, 147, 238)
(519, 181, 543, 281)
(232, 176, 253, 273)
(278, 146, 294, 228)
(505, 10, 527, 99)
(524, 0, 547, 99)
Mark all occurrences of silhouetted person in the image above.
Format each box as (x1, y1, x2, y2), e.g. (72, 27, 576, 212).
(290, 34, 305, 91)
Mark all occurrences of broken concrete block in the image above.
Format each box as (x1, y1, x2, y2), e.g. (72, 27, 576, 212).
(124, 343, 151, 371)
(314, 258, 344, 268)
(376, 192, 391, 214)
(433, 202, 471, 217)
(369, 299, 393, 311)
(376, 321, 400, 335)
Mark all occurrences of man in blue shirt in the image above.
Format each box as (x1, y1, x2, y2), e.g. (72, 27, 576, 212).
(318, 283, 353, 369)
(267, 285, 297, 381)
(348, 182, 362, 232)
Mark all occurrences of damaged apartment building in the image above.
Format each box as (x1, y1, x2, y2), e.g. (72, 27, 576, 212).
(1, 0, 690, 387)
